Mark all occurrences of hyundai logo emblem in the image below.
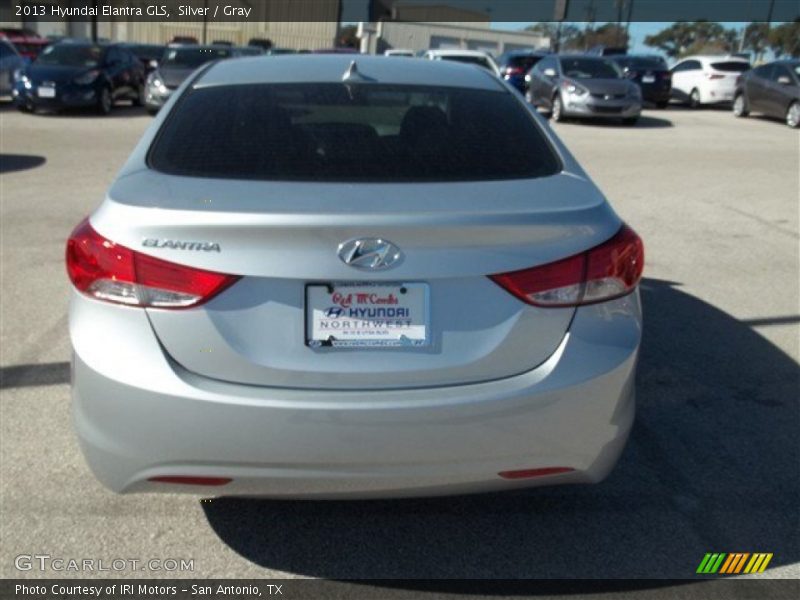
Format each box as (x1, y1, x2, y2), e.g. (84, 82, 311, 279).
(337, 238, 403, 270)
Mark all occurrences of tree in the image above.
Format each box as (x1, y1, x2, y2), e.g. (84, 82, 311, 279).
(768, 20, 800, 58)
(644, 21, 732, 58)
(524, 22, 580, 50)
(568, 23, 630, 51)
(338, 24, 359, 49)
(741, 22, 770, 59)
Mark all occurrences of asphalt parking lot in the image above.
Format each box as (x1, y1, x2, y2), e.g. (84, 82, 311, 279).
(0, 102, 798, 587)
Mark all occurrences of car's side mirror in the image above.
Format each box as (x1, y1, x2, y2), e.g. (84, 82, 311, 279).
(543, 68, 556, 78)
(777, 75, 792, 85)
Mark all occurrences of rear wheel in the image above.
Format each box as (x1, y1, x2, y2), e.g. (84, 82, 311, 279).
(524, 89, 534, 104)
(689, 88, 701, 108)
(733, 93, 749, 117)
(97, 86, 112, 115)
(133, 83, 145, 107)
(551, 94, 564, 122)
(622, 117, 638, 126)
(786, 101, 800, 129)
(656, 100, 669, 109)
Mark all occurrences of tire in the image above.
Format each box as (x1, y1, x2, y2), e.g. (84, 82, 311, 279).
(97, 86, 112, 115)
(551, 94, 564, 122)
(146, 106, 159, 116)
(524, 89, 534, 104)
(732, 93, 749, 117)
(132, 83, 145, 107)
(786, 101, 800, 129)
(16, 104, 32, 113)
(656, 101, 669, 109)
(689, 88, 701, 108)
(622, 117, 638, 126)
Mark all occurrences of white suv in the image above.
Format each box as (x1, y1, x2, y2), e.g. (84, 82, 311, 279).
(670, 55, 750, 107)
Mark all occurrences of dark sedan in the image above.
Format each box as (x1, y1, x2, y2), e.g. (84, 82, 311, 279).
(733, 60, 800, 128)
(144, 45, 234, 114)
(13, 42, 145, 114)
(496, 50, 548, 93)
(610, 55, 672, 108)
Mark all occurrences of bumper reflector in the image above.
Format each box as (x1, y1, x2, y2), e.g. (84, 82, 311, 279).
(498, 467, 574, 480)
(148, 476, 232, 486)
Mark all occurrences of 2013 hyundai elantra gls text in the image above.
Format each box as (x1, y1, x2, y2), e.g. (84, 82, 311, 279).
(67, 55, 644, 497)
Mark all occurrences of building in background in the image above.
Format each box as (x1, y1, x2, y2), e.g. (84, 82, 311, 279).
(360, 21, 549, 56)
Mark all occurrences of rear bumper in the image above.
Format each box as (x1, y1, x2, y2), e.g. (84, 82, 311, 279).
(70, 290, 641, 498)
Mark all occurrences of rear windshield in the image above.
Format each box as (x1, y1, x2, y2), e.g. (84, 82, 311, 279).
(560, 57, 621, 79)
(129, 44, 165, 61)
(149, 83, 560, 182)
(615, 57, 666, 70)
(437, 55, 495, 72)
(506, 55, 544, 70)
(710, 61, 750, 72)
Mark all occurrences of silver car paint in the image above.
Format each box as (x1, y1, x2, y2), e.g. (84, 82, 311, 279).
(70, 55, 641, 496)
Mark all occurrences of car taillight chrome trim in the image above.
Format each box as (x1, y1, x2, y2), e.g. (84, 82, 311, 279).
(490, 224, 644, 308)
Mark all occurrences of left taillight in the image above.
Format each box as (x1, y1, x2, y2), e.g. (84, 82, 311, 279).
(490, 224, 644, 307)
(66, 218, 239, 309)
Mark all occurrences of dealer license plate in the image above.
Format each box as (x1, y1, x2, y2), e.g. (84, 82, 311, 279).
(37, 86, 55, 98)
(306, 283, 429, 348)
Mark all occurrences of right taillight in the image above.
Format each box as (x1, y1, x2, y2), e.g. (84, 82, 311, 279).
(66, 218, 239, 309)
(490, 224, 644, 307)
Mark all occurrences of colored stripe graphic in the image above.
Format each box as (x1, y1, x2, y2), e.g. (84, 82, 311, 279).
(700, 553, 774, 575)
(697, 553, 727, 574)
(743, 553, 774, 574)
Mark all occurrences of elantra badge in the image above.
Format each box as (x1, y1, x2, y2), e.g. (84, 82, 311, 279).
(337, 238, 402, 270)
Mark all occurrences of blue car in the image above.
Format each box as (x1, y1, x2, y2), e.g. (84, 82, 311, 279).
(496, 49, 549, 93)
(14, 42, 145, 114)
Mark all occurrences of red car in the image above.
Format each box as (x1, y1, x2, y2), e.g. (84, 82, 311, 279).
(0, 28, 50, 60)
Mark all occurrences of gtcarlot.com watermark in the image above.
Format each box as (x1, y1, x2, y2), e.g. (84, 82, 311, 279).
(15, 554, 194, 573)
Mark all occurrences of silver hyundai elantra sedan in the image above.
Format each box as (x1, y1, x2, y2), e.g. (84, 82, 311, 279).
(67, 55, 644, 497)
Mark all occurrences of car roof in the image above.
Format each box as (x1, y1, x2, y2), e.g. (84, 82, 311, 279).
(426, 49, 491, 57)
(196, 54, 506, 91)
(501, 49, 547, 57)
(679, 55, 750, 62)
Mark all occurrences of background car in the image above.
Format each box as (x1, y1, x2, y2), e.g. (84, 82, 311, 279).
(121, 43, 166, 74)
(733, 59, 800, 128)
(526, 54, 642, 125)
(421, 49, 500, 76)
(144, 45, 234, 114)
(496, 49, 548, 93)
(670, 55, 750, 107)
(14, 42, 145, 114)
(0, 37, 25, 97)
(610, 54, 672, 108)
(0, 28, 50, 61)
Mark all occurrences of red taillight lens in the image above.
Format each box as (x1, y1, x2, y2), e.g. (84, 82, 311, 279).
(707, 73, 725, 80)
(504, 66, 524, 76)
(490, 224, 644, 307)
(66, 219, 239, 309)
